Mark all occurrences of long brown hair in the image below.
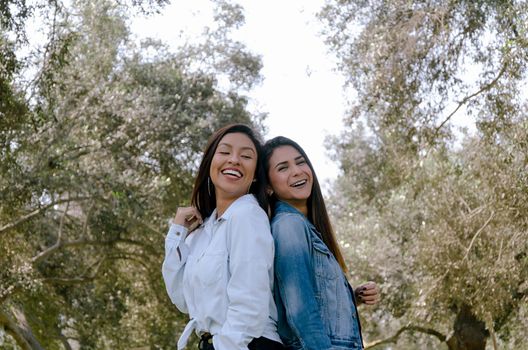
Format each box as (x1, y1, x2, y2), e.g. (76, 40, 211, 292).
(263, 136, 348, 273)
(191, 124, 268, 219)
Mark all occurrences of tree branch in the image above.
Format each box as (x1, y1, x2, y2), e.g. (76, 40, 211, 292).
(0, 196, 92, 235)
(0, 309, 33, 350)
(32, 236, 156, 264)
(31, 198, 71, 263)
(41, 250, 153, 287)
(41, 276, 96, 286)
(126, 215, 166, 238)
(105, 253, 152, 271)
(463, 210, 495, 262)
(42, 257, 106, 286)
(0, 306, 45, 350)
(58, 332, 74, 350)
(365, 324, 446, 349)
(433, 62, 507, 138)
(11, 305, 46, 350)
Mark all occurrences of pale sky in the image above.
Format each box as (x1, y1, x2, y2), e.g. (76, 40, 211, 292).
(131, 0, 348, 189)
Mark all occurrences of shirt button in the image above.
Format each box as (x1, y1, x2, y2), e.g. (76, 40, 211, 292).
(176, 231, 181, 236)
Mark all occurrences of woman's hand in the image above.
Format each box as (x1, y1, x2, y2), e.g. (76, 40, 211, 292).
(355, 281, 379, 306)
(171, 207, 203, 233)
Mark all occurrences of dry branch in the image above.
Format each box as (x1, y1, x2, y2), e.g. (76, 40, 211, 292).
(365, 324, 446, 349)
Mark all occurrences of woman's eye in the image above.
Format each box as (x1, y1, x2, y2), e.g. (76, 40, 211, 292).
(278, 166, 287, 172)
(219, 151, 229, 155)
(241, 155, 253, 159)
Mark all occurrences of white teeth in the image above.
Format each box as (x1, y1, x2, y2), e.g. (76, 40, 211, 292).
(222, 169, 242, 178)
(291, 179, 307, 187)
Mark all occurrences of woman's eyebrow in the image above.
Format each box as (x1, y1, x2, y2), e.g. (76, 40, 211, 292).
(218, 143, 255, 154)
(240, 146, 256, 154)
(274, 160, 288, 169)
(274, 156, 304, 169)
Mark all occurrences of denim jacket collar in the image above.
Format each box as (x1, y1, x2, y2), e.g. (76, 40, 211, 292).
(274, 200, 317, 231)
(274, 200, 300, 215)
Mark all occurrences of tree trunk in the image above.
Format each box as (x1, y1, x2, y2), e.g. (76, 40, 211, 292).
(0, 305, 45, 350)
(446, 304, 488, 350)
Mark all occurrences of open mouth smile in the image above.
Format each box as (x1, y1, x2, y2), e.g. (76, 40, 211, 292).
(290, 179, 307, 187)
(221, 168, 243, 178)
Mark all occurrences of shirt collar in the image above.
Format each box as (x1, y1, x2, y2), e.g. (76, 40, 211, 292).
(214, 194, 258, 222)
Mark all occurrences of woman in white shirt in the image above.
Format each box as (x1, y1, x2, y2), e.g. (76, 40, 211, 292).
(162, 124, 283, 350)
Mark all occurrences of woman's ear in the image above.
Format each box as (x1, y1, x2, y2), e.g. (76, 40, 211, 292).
(266, 187, 274, 196)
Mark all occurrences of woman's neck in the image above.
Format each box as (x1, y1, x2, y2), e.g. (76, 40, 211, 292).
(283, 199, 308, 216)
(215, 196, 240, 218)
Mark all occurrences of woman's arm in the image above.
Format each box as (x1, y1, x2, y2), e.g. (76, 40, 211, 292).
(161, 222, 190, 313)
(273, 215, 333, 350)
(213, 204, 274, 350)
(162, 206, 202, 313)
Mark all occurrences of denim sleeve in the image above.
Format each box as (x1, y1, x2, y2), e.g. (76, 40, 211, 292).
(273, 215, 332, 350)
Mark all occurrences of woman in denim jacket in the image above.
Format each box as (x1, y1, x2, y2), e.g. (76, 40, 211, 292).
(263, 136, 379, 350)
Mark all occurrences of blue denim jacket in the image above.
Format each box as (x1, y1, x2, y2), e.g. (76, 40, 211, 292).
(271, 201, 363, 350)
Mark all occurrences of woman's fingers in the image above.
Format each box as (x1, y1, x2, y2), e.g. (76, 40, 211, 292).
(356, 281, 380, 305)
(173, 207, 203, 229)
(187, 211, 203, 232)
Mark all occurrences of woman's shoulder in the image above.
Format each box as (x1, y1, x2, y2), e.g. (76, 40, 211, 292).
(224, 195, 270, 234)
(228, 194, 267, 218)
(271, 214, 315, 254)
(271, 211, 311, 240)
(225, 196, 272, 244)
(272, 210, 306, 226)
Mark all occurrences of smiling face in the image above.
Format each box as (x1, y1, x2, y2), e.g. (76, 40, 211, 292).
(267, 145, 313, 213)
(209, 132, 257, 203)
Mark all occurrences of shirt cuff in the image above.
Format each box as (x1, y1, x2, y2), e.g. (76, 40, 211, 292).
(167, 222, 189, 241)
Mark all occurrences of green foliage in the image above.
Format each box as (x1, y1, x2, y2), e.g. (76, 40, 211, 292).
(1, 0, 264, 348)
(321, 0, 528, 349)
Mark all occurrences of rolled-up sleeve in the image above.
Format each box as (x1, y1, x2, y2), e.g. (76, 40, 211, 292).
(273, 215, 332, 350)
(213, 205, 274, 350)
(162, 223, 190, 313)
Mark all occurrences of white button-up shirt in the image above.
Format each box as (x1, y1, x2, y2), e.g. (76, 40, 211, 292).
(162, 194, 280, 350)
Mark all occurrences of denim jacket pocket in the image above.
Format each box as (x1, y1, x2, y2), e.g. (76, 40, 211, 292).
(312, 239, 337, 280)
(330, 336, 363, 350)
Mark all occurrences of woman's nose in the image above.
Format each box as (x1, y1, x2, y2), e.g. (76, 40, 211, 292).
(228, 153, 240, 164)
(291, 163, 302, 175)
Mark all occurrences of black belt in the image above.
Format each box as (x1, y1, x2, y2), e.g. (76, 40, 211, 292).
(199, 333, 284, 350)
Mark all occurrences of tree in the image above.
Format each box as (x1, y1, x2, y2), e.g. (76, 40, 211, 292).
(319, 1, 528, 349)
(1, 0, 264, 348)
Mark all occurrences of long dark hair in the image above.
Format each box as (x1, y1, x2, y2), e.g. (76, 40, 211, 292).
(263, 136, 348, 273)
(191, 124, 268, 219)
